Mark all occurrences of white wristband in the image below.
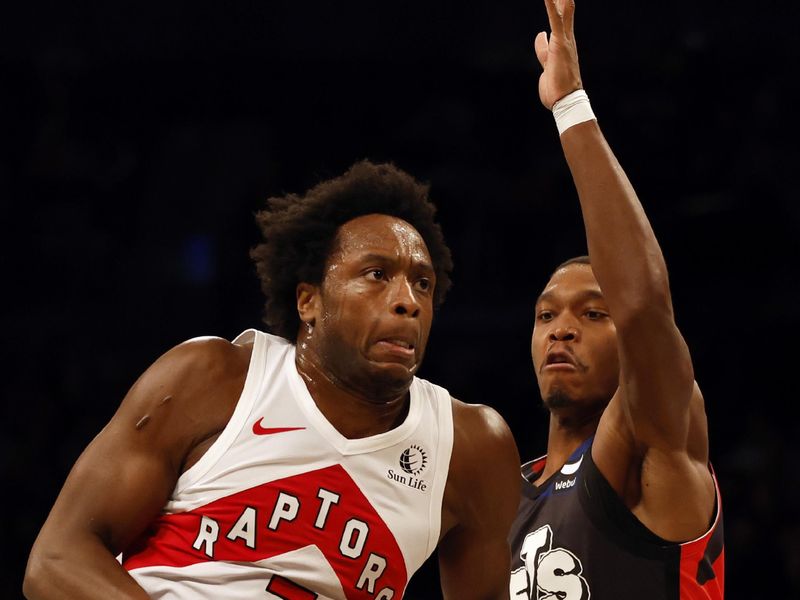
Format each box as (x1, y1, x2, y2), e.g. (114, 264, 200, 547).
(552, 89, 596, 135)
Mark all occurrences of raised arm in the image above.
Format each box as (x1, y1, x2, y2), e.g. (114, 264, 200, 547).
(535, 0, 714, 540)
(23, 338, 248, 599)
(438, 400, 520, 600)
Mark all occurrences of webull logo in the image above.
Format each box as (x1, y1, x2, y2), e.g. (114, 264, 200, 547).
(553, 477, 576, 491)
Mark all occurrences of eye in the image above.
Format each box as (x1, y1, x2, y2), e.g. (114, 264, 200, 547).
(537, 310, 554, 322)
(366, 268, 385, 281)
(585, 309, 606, 320)
(414, 278, 432, 293)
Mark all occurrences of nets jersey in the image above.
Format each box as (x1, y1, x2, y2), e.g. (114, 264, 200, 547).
(122, 329, 454, 600)
(509, 437, 724, 600)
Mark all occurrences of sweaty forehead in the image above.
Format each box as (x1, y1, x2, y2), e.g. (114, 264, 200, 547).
(538, 263, 603, 304)
(332, 214, 431, 262)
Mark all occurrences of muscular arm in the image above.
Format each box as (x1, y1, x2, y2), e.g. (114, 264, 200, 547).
(561, 121, 698, 443)
(23, 338, 249, 599)
(438, 400, 520, 600)
(535, 0, 714, 539)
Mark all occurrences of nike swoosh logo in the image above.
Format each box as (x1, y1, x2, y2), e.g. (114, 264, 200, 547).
(252, 417, 306, 436)
(560, 455, 583, 475)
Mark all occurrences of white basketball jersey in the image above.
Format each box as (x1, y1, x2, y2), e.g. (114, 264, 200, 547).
(123, 329, 454, 600)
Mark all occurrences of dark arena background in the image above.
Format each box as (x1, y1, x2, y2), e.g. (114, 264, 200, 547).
(3, 1, 799, 597)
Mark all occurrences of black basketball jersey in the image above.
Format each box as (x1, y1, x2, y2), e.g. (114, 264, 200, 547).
(509, 437, 724, 600)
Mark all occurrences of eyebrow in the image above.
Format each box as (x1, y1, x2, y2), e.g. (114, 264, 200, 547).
(536, 288, 605, 306)
(359, 253, 435, 274)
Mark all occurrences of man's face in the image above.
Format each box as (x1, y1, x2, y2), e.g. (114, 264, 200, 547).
(306, 214, 436, 401)
(532, 263, 620, 413)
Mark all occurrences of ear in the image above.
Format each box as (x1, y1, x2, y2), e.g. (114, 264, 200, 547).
(296, 282, 321, 326)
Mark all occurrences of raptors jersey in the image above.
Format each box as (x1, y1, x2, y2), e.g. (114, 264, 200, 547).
(509, 437, 724, 600)
(122, 329, 454, 599)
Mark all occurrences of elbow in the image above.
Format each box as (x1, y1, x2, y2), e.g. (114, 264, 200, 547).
(614, 260, 674, 325)
(612, 289, 674, 332)
(604, 260, 675, 327)
(638, 258, 674, 311)
(24, 545, 64, 600)
(23, 553, 47, 599)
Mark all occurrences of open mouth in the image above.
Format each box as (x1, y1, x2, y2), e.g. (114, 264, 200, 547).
(374, 338, 416, 360)
(542, 350, 577, 371)
(378, 338, 414, 354)
(382, 338, 414, 350)
(546, 351, 574, 365)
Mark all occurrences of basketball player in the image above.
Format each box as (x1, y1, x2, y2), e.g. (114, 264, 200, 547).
(508, 1, 724, 598)
(24, 161, 521, 599)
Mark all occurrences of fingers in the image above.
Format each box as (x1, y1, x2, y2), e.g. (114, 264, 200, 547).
(542, 0, 564, 37)
(562, 0, 576, 39)
(544, 0, 577, 40)
(534, 31, 549, 69)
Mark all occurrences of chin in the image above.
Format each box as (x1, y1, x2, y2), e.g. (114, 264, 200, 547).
(359, 362, 415, 401)
(543, 389, 579, 410)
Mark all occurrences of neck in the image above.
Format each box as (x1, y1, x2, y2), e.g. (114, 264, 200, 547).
(535, 406, 602, 486)
(295, 338, 411, 439)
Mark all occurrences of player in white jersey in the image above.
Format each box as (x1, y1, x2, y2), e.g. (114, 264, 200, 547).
(24, 160, 522, 599)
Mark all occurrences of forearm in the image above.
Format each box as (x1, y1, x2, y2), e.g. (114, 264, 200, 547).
(560, 118, 673, 320)
(24, 537, 150, 600)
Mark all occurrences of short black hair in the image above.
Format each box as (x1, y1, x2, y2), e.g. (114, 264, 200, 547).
(551, 255, 590, 278)
(251, 160, 454, 341)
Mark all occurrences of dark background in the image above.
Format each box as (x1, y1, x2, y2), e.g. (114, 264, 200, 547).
(3, 0, 799, 597)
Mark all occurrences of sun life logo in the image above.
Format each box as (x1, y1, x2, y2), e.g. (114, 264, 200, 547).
(399, 444, 428, 476)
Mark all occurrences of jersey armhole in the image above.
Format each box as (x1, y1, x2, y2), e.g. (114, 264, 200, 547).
(580, 449, 675, 557)
(425, 386, 454, 557)
(172, 329, 266, 494)
(583, 450, 723, 548)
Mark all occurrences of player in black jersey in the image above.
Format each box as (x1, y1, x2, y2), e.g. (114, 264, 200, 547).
(509, 2, 724, 599)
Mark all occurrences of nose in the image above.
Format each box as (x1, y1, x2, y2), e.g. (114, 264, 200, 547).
(391, 278, 421, 318)
(549, 324, 580, 342)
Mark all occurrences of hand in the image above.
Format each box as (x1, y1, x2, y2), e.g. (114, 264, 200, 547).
(534, 0, 583, 110)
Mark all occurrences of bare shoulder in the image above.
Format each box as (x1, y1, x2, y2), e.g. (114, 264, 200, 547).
(438, 398, 521, 597)
(450, 397, 518, 452)
(26, 335, 255, 568)
(449, 397, 520, 491)
(151, 334, 252, 386)
(126, 336, 250, 412)
(108, 335, 253, 464)
(594, 381, 716, 542)
(442, 398, 520, 533)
